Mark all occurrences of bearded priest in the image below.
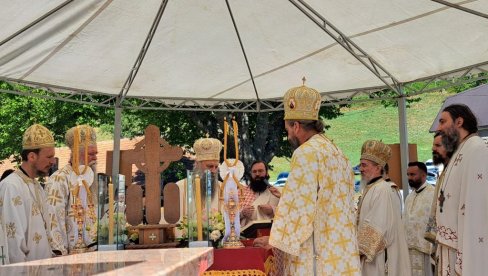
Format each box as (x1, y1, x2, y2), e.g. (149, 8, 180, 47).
(0, 124, 57, 264)
(45, 125, 98, 255)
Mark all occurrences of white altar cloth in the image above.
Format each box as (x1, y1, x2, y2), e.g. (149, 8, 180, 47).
(1, 247, 213, 275)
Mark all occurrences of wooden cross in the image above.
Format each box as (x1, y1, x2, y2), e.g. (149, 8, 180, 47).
(123, 125, 182, 224)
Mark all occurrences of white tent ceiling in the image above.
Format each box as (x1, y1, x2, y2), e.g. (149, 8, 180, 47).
(1, 0, 488, 111)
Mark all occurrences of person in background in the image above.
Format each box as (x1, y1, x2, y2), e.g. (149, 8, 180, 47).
(403, 161, 435, 276)
(240, 160, 280, 228)
(357, 140, 411, 275)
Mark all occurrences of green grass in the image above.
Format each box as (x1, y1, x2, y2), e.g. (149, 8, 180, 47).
(269, 90, 456, 181)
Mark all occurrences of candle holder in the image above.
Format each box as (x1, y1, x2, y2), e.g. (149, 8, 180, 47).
(186, 170, 212, 247)
(97, 174, 126, 251)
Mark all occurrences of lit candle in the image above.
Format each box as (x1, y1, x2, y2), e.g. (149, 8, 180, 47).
(108, 182, 114, 244)
(195, 175, 203, 241)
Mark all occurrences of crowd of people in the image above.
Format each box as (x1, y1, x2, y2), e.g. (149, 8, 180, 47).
(0, 82, 487, 276)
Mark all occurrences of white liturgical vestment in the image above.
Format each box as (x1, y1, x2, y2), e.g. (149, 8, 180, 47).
(435, 134, 488, 275)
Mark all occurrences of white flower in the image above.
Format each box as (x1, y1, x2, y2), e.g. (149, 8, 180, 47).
(214, 222, 225, 231)
(210, 230, 222, 242)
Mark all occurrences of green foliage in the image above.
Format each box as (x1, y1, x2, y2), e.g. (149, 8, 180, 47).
(0, 81, 112, 162)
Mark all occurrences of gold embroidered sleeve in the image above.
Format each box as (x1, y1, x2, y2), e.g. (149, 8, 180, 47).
(358, 222, 386, 262)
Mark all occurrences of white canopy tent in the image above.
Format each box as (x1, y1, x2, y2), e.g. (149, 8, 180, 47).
(1, 0, 488, 196)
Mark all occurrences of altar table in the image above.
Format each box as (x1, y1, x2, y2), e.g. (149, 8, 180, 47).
(204, 247, 273, 276)
(2, 247, 213, 275)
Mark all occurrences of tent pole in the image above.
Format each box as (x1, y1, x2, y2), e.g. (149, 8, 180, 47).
(111, 106, 122, 187)
(397, 88, 410, 200)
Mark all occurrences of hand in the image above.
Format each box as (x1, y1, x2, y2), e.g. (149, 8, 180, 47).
(258, 204, 274, 216)
(241, 205, 255, 218)
(269, 187, 281, 198)
(253, 236, 271, 249)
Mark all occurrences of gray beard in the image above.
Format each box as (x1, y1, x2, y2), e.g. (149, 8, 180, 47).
(192, 168, 218, 201)
(359, 179, 368, 193)
(89, 163, 98, 205)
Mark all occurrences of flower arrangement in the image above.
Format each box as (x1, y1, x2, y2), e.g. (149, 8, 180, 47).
(177, 211, 225, 248)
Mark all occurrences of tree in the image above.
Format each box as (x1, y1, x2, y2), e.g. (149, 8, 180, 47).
(0, 82, 344, 178)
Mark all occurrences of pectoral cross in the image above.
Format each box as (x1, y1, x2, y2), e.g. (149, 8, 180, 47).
(0, 246, 6, 265)
(439, 190, 446, 213)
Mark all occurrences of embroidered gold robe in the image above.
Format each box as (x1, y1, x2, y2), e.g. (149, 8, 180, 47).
(357, 178, 411, 276)
(403, 182, 435, 276)
(269, 134, 361, 275)
(45, 165, 97, 255)
(435, 134, 488, 275)
(0, 170, 52, 263)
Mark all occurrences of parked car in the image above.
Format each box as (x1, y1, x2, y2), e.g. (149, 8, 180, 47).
(352, 164, 361, 175)
(271, 171, 289, 187)
(354, 180, 361, 192)
(426, 171, 437, 185)
(425, 159, 439, 177)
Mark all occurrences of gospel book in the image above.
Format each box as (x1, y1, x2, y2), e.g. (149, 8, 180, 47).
(240, 220, 272, 238)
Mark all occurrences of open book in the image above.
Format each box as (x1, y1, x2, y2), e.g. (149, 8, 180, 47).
(240, 220, 273, 238)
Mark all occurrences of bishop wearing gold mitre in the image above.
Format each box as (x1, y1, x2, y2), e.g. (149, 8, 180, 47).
(45, 125, 98, 255)
(268, 80, 361, 275)
(174, 136, 222, 238)
(356, 140, 410, 275)
(0, 124, 56, 264)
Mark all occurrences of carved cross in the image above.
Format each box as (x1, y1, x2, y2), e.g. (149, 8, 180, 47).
(149, 233, 157, 241)
(124, 125, 182, 224)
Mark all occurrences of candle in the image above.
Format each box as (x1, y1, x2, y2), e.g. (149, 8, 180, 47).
(195, 175, 203, 241)
(108, 182, 114, 244)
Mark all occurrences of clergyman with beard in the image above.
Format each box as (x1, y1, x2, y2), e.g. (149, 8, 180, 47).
(357, 140, 411, 275)
(240, 161, 280, 229)
(403, 161, 435, 276)
(45, 125, 99, 256)
(0, 124, 57, 264)
(263, 81, 360, 275)
(425, 131, 452, 244)
(172, 136, 222, 239)
(434, 104, 488, 275)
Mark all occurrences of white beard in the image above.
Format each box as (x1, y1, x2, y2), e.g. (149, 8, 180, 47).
(359, 179, 368, 193)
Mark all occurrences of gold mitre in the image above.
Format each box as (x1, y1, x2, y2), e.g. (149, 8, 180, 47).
(283, 78, 322, 120)
(22, 124, 55, 150)
(65, 125, 97, 149)
(360, 140, 391, 167)
(193, 136, 222, 162)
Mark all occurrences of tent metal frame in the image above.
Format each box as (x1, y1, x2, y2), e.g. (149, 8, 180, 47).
(2, 61, 486, 111)
(1, 0, 488, 197)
